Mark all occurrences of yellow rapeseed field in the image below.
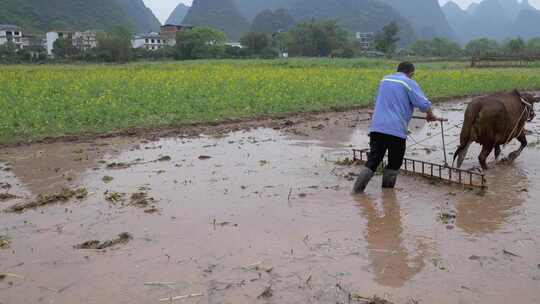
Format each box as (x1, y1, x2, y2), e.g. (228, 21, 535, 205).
(1, 59, 540, 144)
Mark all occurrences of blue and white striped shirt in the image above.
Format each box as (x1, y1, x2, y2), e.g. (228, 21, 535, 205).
(369, 72, 432, 139)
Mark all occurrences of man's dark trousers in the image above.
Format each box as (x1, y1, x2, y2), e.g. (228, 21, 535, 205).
(365, 132, 406, 172)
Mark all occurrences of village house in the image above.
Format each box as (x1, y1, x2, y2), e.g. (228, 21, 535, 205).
(0, 25, 24, 49)
(46, 30, 98, 56)
(159, 24, 193, 46)
(132, 24, 194, 51)
(356, 32, 375, 50)
(132, 32, 167, 51)
(0, 24, 45, 56)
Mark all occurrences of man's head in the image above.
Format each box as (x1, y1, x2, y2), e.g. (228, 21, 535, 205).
(397, 62, 415, 78)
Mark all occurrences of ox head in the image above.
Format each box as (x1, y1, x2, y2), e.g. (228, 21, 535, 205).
(514, 90, 540, 104)
(514, 90, 537, 122)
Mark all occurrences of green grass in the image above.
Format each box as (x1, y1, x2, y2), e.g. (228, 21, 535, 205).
(1, 58, 540, 144)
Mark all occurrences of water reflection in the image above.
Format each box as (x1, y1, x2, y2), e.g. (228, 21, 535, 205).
(355, 191, 426, 288)
(455, 166, 528, 235)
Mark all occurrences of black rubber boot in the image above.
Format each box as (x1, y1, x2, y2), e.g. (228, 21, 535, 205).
(382, 169, 399, 189)
(352, 167, 374, 194)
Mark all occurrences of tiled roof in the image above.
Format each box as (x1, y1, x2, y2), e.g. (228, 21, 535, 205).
(0, 24, 21, 31)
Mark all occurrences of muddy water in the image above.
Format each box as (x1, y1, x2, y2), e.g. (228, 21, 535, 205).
(1, 99, 540, 304)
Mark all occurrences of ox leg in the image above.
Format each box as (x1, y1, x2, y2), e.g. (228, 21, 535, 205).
(479, 144, 494, 171)
(494, 145, 502, 160)
(507, 133, 527, 161)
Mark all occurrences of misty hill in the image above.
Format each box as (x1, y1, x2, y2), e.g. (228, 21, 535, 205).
(165, 3, 190, 25)
(379, 0, 455, 40)
(500, 0, 535, 19)
(250, 9, 295, 33)
(183, 0, 250, 41)
(116, 0, 161, 32)
(467, 3, 480, 14)
(234, 0, 291, 21)
(512, 8, 540, 39)
(442, 1, 469, 37)
(288, 0, 417, 44)
(0, 0, 160, 33)
(461, 0, 511, 41)
(443, 0, 540, 42)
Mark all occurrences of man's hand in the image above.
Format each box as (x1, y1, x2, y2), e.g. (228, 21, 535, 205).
(425, 109, 440, 122)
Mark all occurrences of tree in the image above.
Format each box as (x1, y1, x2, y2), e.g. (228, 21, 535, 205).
(374, 22, 400, 56)
(133, 46, 177, 61)
(286, 20, 350, 57)
(410, 39, 433, 57)
(465, 38, 500, 57)
(175, 27, 227, 60)
(95, 26, 133, 63)
(240, 32, 271, 55)
(0, 42, 18, 63)
(525, 37, 540, 55)
(431, 38, 462, 57)
(410, 37, 462, 57)
(52, 37, 79, 59)
(504, 37, 525, 55)
(250, 9, 295, 34)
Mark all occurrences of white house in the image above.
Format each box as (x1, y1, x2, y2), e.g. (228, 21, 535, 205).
(46, 30, 98, 56)
(0, 25, 24, 49)
(225, 42, 243, 48)
(356, 32, 375, 50)
(132, 24, 195, 51)
(132, 32, 168, 51)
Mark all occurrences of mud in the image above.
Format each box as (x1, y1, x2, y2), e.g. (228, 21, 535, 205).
(1, 97, 540, 304)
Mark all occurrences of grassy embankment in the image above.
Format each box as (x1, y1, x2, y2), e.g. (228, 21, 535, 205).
(2, 58, 540, 144)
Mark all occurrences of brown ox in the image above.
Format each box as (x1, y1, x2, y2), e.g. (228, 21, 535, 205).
(453, 90, 539, 170)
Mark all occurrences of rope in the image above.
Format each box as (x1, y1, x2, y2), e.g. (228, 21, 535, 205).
(407, 123, 460, 148)
(503, 98, 534, 145)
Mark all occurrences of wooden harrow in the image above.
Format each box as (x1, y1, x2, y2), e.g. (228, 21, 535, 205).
(352, 148, 486, 189)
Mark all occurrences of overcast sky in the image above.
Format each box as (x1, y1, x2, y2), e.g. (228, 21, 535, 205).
(144, 0, 540, 23)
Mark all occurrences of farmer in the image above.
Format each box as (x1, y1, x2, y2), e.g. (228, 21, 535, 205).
(352, 62, 440, 193)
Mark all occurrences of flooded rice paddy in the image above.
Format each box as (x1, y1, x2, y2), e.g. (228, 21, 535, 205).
(1, 98, 540, 304)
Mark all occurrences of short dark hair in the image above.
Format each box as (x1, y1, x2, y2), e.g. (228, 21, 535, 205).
(397, 62, 415, 74)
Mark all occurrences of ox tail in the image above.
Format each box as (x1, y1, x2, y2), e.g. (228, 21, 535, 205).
(453, 102, 481, 168)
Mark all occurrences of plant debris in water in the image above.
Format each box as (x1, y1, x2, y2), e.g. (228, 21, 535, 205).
(0, 235, 9, 249)
(74, 232, 132, 250)
(144, 207, 160, 214)
(102, 176, 114, 183)
(0, 193, 17, 201)
(157, 155, 171, 162)
(130, 192, 155, 208)
(335, 157, 359, 166)
(257, 286, 273, 299)
(6, 188, 88, 213)
(106, 162, 132, 169)
(104, 191, 126, 203)
(350, 294, 394, 304)
(438, 212, 457, 224)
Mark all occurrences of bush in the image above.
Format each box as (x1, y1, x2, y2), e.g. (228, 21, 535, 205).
(260, 48, 279, 59)
(176, 27, 227, 60)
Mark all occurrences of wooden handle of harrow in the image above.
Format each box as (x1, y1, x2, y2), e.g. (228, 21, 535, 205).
(411, 115, 448, 122)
